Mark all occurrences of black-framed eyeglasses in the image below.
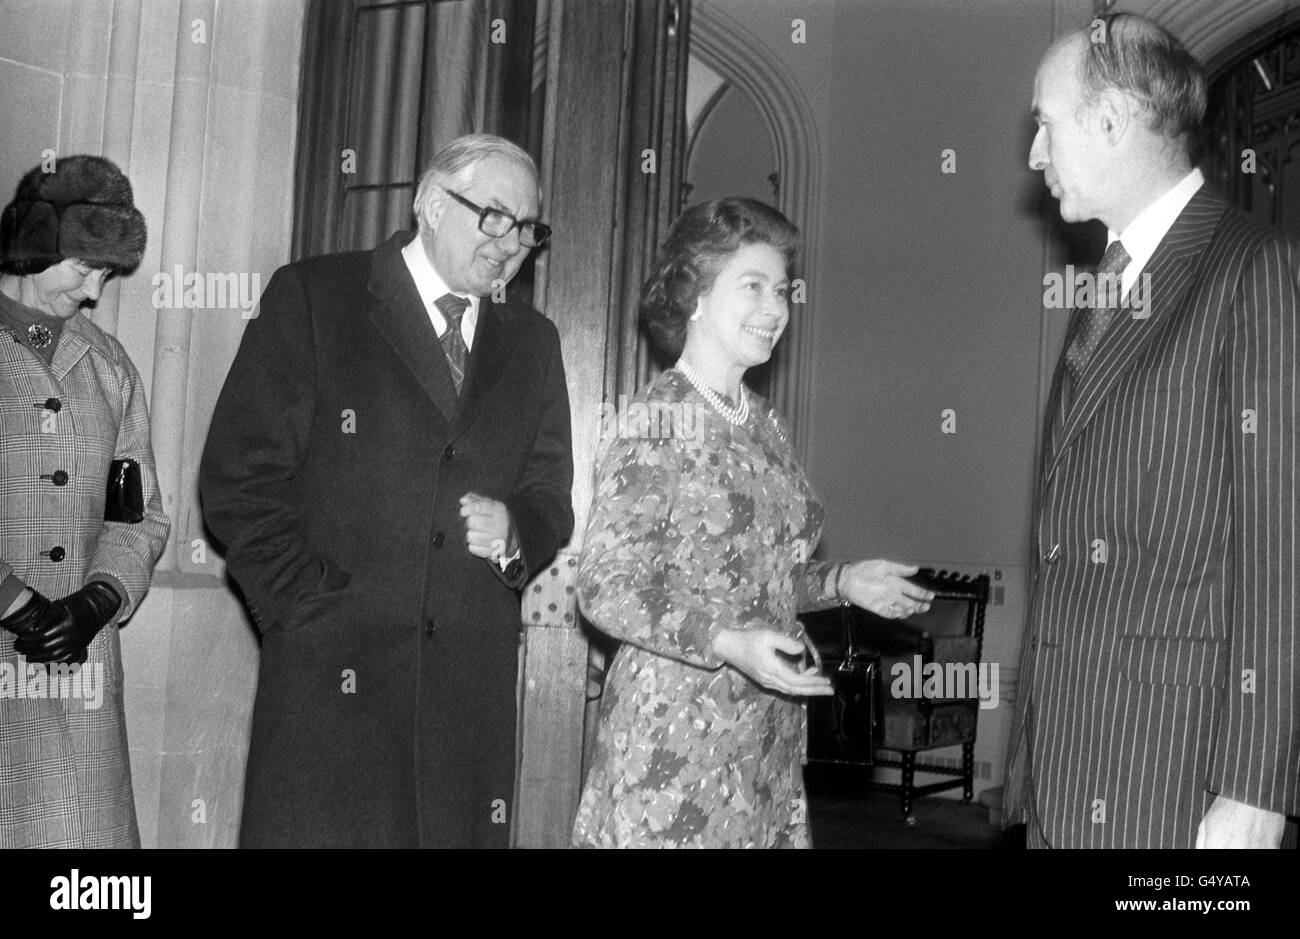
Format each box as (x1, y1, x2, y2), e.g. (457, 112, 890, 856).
(444, 189, 551, 248)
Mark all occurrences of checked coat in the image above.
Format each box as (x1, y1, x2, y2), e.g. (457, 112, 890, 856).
(1003, 188, 1299, 848)
(0, 312, 170, 848)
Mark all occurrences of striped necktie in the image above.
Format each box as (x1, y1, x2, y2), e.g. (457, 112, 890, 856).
(1065, 239, 1132, 387)
(435, 293, 470, 393)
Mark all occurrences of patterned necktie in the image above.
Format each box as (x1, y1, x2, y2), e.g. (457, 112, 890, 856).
(1065, 238, 1132, 387)
(435, 293, 470, 393)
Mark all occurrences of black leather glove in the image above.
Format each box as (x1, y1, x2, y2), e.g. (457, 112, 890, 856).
(0, 588, 58, 638)
(14, 581, 122, 665)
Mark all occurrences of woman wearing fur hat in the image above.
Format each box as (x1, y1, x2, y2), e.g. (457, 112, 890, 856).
(0, 155, 169, 848)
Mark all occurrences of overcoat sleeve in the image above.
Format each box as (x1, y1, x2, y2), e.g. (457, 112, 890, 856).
(499, 317, 574, 586)
(1210, 234, 1300, 816)
(86, 337, 169, 621)
(198, 267, 348, 632)
(0, 573, 23, 614)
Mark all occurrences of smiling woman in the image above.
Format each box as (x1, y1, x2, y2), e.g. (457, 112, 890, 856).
(571, 198, 934, 848)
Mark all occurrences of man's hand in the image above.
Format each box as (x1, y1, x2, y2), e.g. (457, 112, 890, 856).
(712, 628, 833, 698)
(459, 492, 518, 562)
(1196, 795, 1286, 848)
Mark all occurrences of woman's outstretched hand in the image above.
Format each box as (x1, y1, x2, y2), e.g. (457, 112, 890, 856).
(712, 628, 833, 697)
(840, 560, 935, 618)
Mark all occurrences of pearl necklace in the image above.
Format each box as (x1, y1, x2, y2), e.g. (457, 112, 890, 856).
(676, 360, 750, 425)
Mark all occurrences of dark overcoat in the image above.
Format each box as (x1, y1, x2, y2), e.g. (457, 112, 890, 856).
(199, 231, 573, 847)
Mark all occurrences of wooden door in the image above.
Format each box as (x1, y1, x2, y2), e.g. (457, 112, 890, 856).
(515, 0, 690, 847)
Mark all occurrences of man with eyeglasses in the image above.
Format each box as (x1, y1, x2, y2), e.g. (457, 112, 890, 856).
(200, 134, 574, 848)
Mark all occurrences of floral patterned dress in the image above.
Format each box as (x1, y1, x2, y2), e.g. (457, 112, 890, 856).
(571, 369, 840, 848)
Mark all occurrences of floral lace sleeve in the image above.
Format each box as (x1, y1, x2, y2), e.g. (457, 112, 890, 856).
(794, 561, 844, 613)
(759, 402, 841, 615)
(576, 434, 728, 670)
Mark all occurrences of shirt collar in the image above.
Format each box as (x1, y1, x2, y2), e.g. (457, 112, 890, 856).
(1108, 167, 1205, 278)
(401, 234, 480, 333)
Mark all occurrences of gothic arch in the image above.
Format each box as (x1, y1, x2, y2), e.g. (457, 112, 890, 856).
(690, 3, 822, 456)
(1144, 0, 1299, 73)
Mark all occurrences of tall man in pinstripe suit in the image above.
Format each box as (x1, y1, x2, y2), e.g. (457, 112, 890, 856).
(1004, 13, 1298, 848)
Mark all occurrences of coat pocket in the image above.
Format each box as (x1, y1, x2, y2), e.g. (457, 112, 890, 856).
(275, 587, 356, 637)
(260, 566, 355, 637)
(1118, 634, 1226, 689)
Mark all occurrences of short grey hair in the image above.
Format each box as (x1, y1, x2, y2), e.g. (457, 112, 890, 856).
(1076, 13, 1205, 153)
(412, 134, 540, 230)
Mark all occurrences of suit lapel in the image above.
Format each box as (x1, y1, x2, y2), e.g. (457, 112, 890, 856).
(456, 297, 513, 431)
(1044, 188, 1228, 484)
(1037, 341, 1072, 496)
(364, 233, 460, 423)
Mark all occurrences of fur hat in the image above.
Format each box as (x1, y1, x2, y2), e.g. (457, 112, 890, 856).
(0, 155, 146, 274)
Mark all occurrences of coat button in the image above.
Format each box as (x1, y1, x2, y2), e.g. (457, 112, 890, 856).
(444, 444, 456, 460)
(424, 618, 435, 637)
(432, 531, 445, 549)
(47, 546, 66, 562)
(1042, 543, 1061, 564)
(43, 397, 62, 413)
(51, 470, 69, 486)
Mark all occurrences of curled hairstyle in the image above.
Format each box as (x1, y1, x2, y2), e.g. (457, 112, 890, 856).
(412, 134, 540, 229)
(1078, 13, 1205, 152)
(640, 197, 799, 359)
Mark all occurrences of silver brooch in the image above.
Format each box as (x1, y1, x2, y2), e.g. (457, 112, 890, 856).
(26, 324, 53, 349)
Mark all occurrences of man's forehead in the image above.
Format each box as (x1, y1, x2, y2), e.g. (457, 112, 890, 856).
(1041, 36, 1085, 83)
(1034, 41, 1082, 104)
(462, 157, 540, 210)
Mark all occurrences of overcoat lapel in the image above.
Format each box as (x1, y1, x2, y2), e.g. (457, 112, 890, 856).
(455, 297, 513, 432)
(364, 234, 460, 423)
(1043, 189, 1228, 486)
(50, 318, 92, 379)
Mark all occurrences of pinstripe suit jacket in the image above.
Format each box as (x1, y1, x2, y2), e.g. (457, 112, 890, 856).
(0, 312, 169, 848)
(1004, 187, 1299, 848)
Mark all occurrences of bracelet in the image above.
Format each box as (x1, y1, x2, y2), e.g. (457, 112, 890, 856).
(834, 563, 850, 606)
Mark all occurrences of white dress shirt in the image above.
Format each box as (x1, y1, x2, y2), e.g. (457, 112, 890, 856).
(1109, 167, 1205, 299)
(401, 235, 479, 350)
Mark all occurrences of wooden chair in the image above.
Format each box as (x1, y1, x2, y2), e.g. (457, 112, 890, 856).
(802, 569, 991, 824)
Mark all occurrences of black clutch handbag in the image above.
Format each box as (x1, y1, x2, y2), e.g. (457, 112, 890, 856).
(802, 607, 879, 765)
(105, 458, 145, 523)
